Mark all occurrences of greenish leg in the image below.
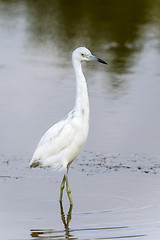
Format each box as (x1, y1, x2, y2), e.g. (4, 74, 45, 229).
(59, 175, 66, 202)
(65, 172, 73, 205)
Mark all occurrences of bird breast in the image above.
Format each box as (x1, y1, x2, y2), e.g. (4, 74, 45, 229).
(65, 109, 89, 165)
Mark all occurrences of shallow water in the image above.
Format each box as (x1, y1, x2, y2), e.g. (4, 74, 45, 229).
(0, 1, 160, 239)
(1, 156, 160, 240)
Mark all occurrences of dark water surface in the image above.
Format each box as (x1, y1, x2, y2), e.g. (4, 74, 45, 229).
(0, 1, 160, 240)
(0, 0, 160, 155)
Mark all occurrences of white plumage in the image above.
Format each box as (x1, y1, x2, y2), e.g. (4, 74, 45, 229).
(29, 47, 107, 204)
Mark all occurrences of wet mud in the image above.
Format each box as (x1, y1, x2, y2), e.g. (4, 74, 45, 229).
(0, 153, 160, 240)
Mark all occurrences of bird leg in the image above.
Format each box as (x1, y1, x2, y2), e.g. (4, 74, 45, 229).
(60, 175, 66, 202)
(59, 170, 73, 205)
(65, 172, 73, 205)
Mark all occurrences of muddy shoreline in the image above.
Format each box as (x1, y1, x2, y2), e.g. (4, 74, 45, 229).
(0, 153, 160, 239)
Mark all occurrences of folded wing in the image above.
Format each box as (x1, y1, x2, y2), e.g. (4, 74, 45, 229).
(30, 119, 76, 167)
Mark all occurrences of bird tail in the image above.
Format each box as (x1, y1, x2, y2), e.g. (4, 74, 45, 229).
(29, 160, 40, 168)
(29, 156, 66, 171)
(29, 156, 43, 168)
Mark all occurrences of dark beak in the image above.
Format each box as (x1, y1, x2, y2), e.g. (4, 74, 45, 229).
(90, 55, 107, 64)
(97, 57, 107, 64)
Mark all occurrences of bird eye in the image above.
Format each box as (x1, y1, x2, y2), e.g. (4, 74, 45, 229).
(81, 53, 86, 57)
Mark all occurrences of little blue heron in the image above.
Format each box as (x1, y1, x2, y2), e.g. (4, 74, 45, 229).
(29, 47, 107, 205)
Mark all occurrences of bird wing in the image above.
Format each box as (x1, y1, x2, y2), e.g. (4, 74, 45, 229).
(31, 119, 76, 162)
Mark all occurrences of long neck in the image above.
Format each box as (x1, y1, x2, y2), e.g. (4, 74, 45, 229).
(72, 59, 89, 117)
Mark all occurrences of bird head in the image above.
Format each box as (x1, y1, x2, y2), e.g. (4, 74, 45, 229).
(72, 47, 107, 64)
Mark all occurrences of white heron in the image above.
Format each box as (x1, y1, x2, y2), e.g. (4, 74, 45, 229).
(29, 47, 107, 205)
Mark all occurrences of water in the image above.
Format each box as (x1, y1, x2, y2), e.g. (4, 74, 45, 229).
(0, 0, 160, 239)
(0, 0, 160, 155)
(1, 158, 160, 240)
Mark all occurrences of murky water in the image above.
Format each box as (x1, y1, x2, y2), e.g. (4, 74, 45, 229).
(0, 0, 160, 155)
(0, 1, 160, 239)
(1, 157, 160, 240)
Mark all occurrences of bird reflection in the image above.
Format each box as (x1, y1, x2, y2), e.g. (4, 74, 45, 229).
(30, 202, 73, 239)
(59, 201, 73, 238)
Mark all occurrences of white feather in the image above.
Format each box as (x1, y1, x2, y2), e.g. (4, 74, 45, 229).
(29, 47, 106, 172)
